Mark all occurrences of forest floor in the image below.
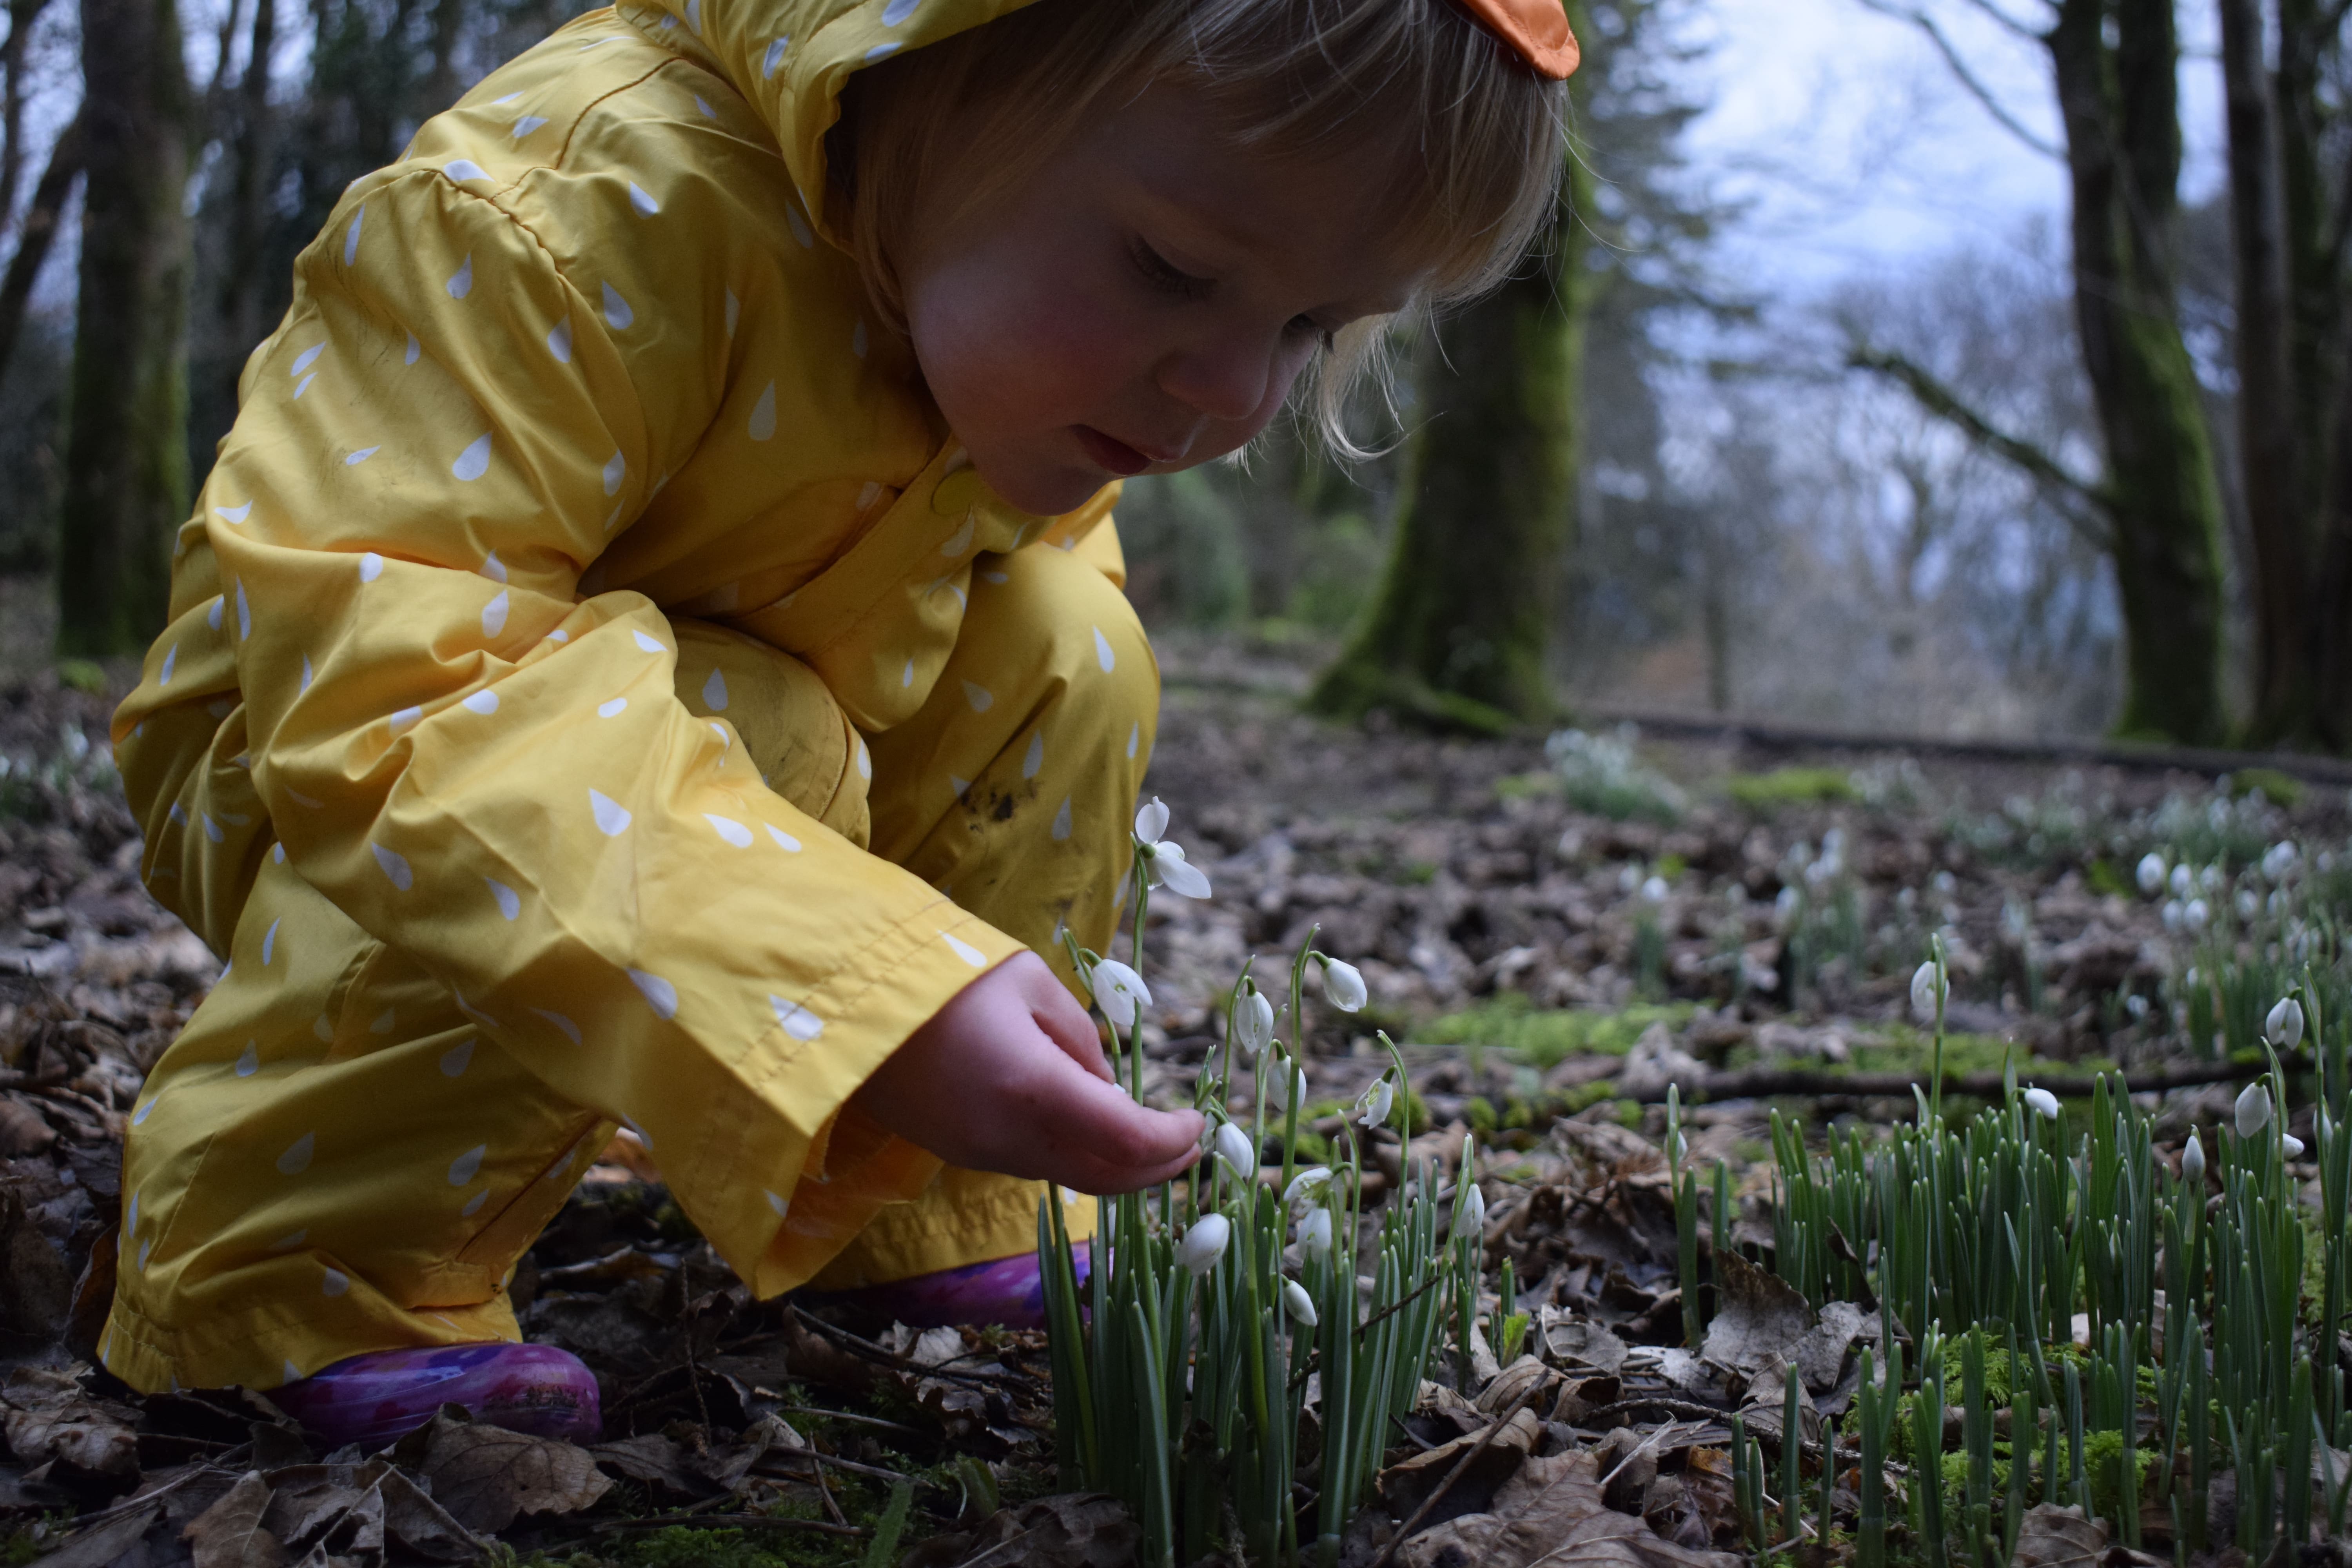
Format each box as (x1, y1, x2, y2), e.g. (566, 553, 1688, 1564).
(1, 627, 2347, 1566)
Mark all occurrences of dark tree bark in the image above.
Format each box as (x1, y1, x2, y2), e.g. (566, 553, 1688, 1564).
(1309, 158, 1591, 733)
(216, 0, 275, 408)
(2047, 0, 2229, 743)
(0, 107, 81, 379)
(56, 0, 191, 655)
(0, 0, 54, 227)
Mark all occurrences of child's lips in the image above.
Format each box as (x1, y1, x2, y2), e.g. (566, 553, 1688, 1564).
(1074, 425, 1161, 477)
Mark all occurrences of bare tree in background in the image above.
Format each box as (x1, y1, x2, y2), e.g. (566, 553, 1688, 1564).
(2218, 0, 2352, 748)
(1852, 0, 2230, 745)
(54, 0, 190, 655)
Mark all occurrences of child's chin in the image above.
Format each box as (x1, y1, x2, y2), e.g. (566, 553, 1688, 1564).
(974, 453, 1112, 517)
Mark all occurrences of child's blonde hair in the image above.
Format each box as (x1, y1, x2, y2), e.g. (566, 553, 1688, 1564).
(827, 0, 1570, 454)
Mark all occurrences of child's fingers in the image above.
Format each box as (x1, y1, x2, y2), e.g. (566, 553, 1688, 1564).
(1035, 1062, 1203, 1192)
(1029, 973, 1114, 1083)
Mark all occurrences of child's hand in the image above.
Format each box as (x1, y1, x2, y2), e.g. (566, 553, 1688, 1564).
(849, 952, 1205, 1194)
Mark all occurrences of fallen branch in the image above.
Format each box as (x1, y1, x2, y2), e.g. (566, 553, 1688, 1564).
(587, 1512, 869, 1538)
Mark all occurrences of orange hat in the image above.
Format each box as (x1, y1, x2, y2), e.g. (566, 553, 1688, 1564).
(1455, 0, 1581, 79)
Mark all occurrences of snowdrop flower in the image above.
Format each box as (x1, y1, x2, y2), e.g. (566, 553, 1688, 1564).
(1266, 1063, 1307, 1113)
(2136, 851, 2167, 897)
(1133, 797, 1210, 899)
(1457, 1182, 1486, 1235)
(2236, 889, 2259, 921)
(2265, 996, 2304, 1050)
(1283, 1166, 1333, 1205)
(2262, 840, 2298, 882)
(1298, 1207, 1333, 1256)
(1640, 875, 1669, 903)
(1177, 1213, 1230, 1277)
(1212, 1121, 1256, 1176)
(2235, 1080, 2273, 1138)
(2169, 863, 2194, 898)
(2282, 1133, 2306, 1159)
(2161, 900, 2183, 932)
(1354, 1075, 1396, 1131)
(1234, 985, 1275, 1058)
(1282, 1278, 1319, 1327)
(1773, 886, 1801, 930)
(2023, 1086, 2060, 1120)
(1090, 959, 1151, 1030)
(2182, 1130, 2205, 1185)
(2183, 898, 2210, 933)
(1320, 956, 1367, 1012)
(1910, 960, 1946, 1023)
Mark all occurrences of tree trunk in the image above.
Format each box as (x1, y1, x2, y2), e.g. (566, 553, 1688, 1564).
(218, 0, 275, 398)
(0, 109, 82, 379)
(0, 0, 53, 227)
(56, 0, 190, 656)
(2047, 0, 2229, 744)
(1309, 160, 1590, 732)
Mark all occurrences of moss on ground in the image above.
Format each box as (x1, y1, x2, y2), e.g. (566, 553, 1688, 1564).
(1417, 997, 1697, 1069)
(1726, 766, 1857, 812)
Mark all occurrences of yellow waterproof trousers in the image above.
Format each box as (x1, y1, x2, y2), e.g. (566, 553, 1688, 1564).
(103, 543, 1150, 1394)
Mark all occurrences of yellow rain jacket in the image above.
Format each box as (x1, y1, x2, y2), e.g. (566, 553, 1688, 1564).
(106, 0, 1146, 1393)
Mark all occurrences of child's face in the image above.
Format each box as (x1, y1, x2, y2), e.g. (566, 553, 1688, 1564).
(898, 83, 1423, 517)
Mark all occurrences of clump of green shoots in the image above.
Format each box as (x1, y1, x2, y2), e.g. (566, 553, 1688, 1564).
(1039, 802, 1477, 1568)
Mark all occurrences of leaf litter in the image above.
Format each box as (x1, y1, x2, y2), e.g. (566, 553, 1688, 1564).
(6, 657, 2352, 1561)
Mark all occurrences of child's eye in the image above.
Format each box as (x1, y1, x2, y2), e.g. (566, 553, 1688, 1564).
(1129, 238, 1215, 302)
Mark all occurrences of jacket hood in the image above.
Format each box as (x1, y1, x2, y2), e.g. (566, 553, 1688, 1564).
(645, 0, 1040, 243)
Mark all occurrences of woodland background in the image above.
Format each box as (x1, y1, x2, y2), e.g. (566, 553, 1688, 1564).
(0, 0, 2345, 752)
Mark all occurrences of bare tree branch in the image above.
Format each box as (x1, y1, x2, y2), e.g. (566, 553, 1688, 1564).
(1847, 343, 2115, 550)
(1948, 0, 2056, 44)
(1856, 0, 2067, 159)
(0, 105, 79, 382)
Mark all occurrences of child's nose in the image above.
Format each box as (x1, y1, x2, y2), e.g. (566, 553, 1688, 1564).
(1155, 332, 1278, 426)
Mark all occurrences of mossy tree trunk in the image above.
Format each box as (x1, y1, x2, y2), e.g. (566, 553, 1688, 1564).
(2049, 0, 2229, 744)
(1309, 157, 1590, 733)
(56, 0, 191, 656)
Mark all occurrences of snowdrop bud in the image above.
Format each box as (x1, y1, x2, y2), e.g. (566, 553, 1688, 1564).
(2281, 1133, 2305, 1158)
(2182, 1130, 2205, 1185)
(1283, 1166, 1333, 1205)
(1134, 797, 1169, 843)
(1910, 960, 1945, 1023)
(1459, 1182, 1486, 1235)
(1212, 1121, 1256, 1175)
(1177, 1213, 1230, 1277)
(1354, 1076, 1396, 1130)
(1773, 886, 1801, 930)
(1298, 1207, 1333, 1256)
(1641, 876, 1669, 904)
(2236, 889, 2259, 921)
(2235, 1080, 2273, 1139)
(2170, 863, 2193, 898)
(2136, 852, 2167, 897)
(2161, 900, 2183, 932)
(1090, 959, 1152, 1029)
(2265, 996, 2304, 1051)
(2262, 840, 2297, 882)
(1235, 988, 1275, 1058)
(2023, 1086, 2060, 1120)
(1321, 956, 1368, 1012)
(1267, 1063, 1307, 1112)
(1282, 1278, 1319, 1327)
(2183, 898, 2209, 933)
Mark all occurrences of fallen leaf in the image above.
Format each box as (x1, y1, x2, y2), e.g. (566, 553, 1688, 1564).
(1476, 1356, 1560, 1418)
(259, 1459, 480, 1562)
(1538, 1310, 1630, 1375)
(183, 1470, 288, 1568)
(30, 1501, 164, 1567)
(899, 1491, 1139, 1568)
(1378, 1408, 1543, 1526)
(0, 1366, 140, 1488)
(0, 1183, 72, 1339)
(389, 1409, 610, 1533)
(1697, 1250, 1815, 1377)
(592, 1431, 711, 1497)
(2012, 1503, 2109, 1568)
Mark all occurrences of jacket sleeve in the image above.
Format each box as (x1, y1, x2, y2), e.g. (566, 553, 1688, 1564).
(138, 158, 1027, 1295)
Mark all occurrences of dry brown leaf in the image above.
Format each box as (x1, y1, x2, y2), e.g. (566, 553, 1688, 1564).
(183, 1470, 289, 1568)
(29, 1500, 164, 1567)
(390, 1410, 610, 1533)
(898, 1490, 1139, 1568)
(0, 1183, 71, 1339)
(591, 1432, 713, 1497)
(1697, 1250, 1816, 1377)
(0, 1366, 139, 1485)
(2011, 1503, 2109, 1568)
(1377, 1408, 1543, 1526)
(1537, 1310, 1629, 1376)
(258, 1459, 480, 1562)
(1477, 1356, 1561, 1418)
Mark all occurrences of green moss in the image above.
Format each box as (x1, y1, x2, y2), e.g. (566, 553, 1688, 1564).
(2227, 767, 2304, 808)
(2082, 1429, 2157, 1516)
(2085, 859, 2131, 898)
(1418, 997, 1697, 1069)
(1727, 767, 1855, 812)
(1494, 771, 1563, 801)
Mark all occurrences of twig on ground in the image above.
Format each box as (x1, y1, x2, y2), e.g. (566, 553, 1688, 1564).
(1368, 1385, 1538, 1568)
(586, 1512, 870, 1538)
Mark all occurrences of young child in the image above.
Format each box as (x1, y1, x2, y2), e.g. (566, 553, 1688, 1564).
(106, 0, 1573, 1448)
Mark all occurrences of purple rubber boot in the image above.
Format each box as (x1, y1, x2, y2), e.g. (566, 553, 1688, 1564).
(804, 1242, 1091, 1330)
(270, 1342, 602, 1451)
